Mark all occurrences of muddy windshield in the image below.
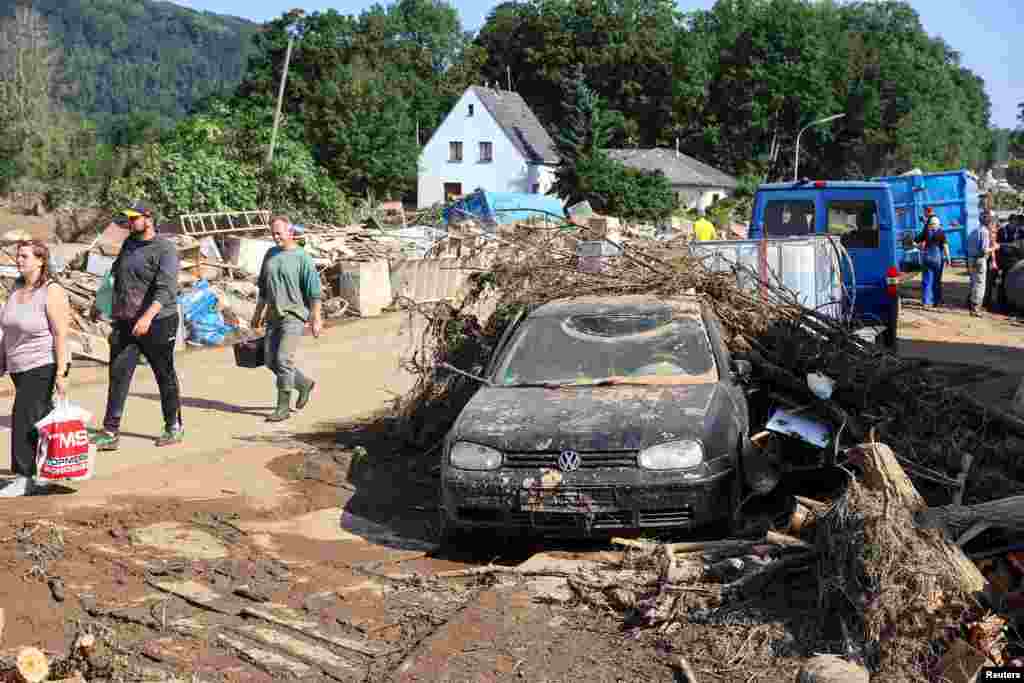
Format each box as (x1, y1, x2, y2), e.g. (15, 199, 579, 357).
(493, 311, 718, 386)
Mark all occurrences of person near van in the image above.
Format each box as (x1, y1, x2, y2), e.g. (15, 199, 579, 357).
(984, 218, 1001, 312)
(0, 241, 71, 497)
(693, 211, 718, 242)
(916, 215, 950, 308)
(92, 201, 184, 451)
(250, 216, 322, 423)
(967, 214, 995, 316)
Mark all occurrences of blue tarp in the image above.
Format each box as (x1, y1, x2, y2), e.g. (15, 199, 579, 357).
(443, 190, 565, 229)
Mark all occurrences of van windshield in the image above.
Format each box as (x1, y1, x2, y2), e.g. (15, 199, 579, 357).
(764, 200, 816, 237)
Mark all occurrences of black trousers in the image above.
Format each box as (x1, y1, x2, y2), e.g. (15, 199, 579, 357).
(103, 313, 182, 433)
(10, 363, 56, 477)
(984, 268, 1000, 310)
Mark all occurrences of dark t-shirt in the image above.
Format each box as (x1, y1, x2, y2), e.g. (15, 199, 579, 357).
(111, 235, 180, 321)
(915, 227, 947, 249)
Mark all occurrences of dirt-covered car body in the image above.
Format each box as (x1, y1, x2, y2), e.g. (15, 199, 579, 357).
(440, 295, 752, 536)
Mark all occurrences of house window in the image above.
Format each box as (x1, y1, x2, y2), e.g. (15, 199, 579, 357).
(479, 141, 493, 163)
(468, 104, 474, 116)
(449, 141, 463, 162)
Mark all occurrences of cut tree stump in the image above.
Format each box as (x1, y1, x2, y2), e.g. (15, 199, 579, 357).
(14, 647, 49, 683)
(796, 655, 869, 683)
(853, 443, 986, 595)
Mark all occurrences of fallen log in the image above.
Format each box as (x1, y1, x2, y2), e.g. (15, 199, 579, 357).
(917, 494, 1024, 539)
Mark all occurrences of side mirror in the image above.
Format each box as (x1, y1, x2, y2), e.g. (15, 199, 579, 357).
(731, 359, 752, 379)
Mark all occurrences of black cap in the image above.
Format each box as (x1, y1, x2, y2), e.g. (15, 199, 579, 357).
(120, 200, 155, 219)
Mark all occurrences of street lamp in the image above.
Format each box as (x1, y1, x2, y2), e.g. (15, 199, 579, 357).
(266, 11, 305, 167)
(793, 113, 845, 181)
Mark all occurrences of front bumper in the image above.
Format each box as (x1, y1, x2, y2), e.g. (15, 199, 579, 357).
(441, 466, 734, 535)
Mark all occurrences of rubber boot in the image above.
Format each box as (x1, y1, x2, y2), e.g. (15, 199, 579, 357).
(266, 390, 293, 423)
(296, 378, 316, 411)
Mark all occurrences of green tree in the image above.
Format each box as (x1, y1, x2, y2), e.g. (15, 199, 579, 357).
(552, 68, 675, 221)
(237, 1, 482, 198)
(0, 0, 259, 139)
(108, 100, 349, 222)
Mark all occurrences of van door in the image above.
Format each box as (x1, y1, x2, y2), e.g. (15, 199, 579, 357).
(821, 188, 897, 327)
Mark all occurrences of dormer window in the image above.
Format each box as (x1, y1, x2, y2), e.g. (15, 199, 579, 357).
(468, 104, 474, 116)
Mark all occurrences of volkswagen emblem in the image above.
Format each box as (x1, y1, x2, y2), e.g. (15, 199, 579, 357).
(557, 450, 581, 473)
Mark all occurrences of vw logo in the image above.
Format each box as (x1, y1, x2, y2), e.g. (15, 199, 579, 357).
(557, 450, 581, 472)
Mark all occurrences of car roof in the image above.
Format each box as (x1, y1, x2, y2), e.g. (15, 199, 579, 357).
(527, 295, 704, 320)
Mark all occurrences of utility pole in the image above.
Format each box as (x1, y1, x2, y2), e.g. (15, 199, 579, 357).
(793, 113, 845, 181)
(267, 11, 304, 167)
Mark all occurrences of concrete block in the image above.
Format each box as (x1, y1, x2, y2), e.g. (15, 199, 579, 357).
(338, 260, 391, 317)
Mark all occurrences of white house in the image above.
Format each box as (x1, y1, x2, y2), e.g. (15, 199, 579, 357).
(605, 148, 739, 212)
(417, 86, 559, 208)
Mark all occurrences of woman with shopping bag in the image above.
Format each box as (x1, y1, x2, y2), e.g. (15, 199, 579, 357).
(0, 240, 71, 497)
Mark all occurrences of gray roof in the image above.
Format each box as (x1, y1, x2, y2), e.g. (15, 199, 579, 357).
(471, 86, 559, 165)
(605, 148, 738, 189)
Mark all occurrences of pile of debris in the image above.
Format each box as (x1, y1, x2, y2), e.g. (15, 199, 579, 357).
(393, 219, 1024, 679)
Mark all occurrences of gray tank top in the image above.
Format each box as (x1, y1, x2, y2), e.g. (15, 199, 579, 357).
(1, 283, 56, 374)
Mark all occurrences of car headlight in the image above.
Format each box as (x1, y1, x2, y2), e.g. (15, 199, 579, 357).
(638, 440, 704, 470)
(449, 442, 503, 470)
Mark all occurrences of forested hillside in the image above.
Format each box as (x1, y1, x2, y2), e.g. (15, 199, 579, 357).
(0, 0, 258, 134)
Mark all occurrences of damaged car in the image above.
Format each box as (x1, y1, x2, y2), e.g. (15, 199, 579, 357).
(440, 295, 760, 539)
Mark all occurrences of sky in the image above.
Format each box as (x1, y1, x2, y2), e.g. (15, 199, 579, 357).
(168, 0, 1022, 130)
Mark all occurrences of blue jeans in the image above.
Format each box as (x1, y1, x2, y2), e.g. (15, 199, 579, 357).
(264, 316, 312, 393)
(922, 260, 944, 306)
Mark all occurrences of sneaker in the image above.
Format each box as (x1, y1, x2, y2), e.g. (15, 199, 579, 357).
(0, 476, 30, 498)
(155, 425, 184, 447)
(92, 429, 120, 452)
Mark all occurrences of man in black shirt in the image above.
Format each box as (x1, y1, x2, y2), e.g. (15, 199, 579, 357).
(92, 201, 184, 451)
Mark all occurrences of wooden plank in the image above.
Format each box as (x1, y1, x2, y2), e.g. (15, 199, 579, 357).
(234, 624, 365, 680)
(146, 579, 242, 616)
(241, 604, 394, 657)
(216, 632, 314, 679)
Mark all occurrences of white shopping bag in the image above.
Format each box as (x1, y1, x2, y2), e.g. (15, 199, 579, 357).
(34, 396, 96, 482)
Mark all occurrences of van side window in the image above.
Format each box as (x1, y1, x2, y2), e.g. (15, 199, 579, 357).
(827, 200, 879, 249)
(764, 200, 815, 237)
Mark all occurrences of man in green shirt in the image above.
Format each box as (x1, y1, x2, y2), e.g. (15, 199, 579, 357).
(251, 216, 323, 422)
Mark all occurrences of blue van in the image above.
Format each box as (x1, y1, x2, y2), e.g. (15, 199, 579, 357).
(750, 180, 901, 346)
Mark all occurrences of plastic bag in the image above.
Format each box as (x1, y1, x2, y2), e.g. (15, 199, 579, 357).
(189, 306, 233, 346)
(95, 271, 114, 319)
(178, 280, 218, 323)
(35, 397, 96, 482)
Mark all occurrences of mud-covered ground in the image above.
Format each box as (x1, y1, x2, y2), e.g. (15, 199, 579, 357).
(0, 265, 1020, 681)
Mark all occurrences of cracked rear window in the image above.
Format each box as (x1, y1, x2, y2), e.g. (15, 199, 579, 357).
(494, 310, 717, 386)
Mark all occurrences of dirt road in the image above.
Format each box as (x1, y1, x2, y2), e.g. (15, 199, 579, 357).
(0, 275, 1018, 682)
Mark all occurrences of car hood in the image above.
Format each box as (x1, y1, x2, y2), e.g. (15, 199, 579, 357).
(451, 384, 723, 452)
